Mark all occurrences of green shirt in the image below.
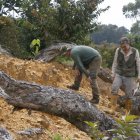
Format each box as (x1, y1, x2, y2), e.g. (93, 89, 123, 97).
(71, 45, 100, 77)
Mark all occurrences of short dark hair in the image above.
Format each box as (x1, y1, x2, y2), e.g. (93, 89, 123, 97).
(120, 37, 130, 44)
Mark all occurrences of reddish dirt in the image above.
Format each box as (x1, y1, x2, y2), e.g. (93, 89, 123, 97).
(0, 54, 125, 140)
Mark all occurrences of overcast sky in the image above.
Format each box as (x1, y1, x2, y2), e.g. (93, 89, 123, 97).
(98, 0, 136, 30)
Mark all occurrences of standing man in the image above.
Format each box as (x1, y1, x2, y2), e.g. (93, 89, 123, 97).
(111, 37, 140, 107)
(64, 45, 102, 104)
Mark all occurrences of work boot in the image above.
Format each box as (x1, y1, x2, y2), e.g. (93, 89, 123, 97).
(90, 95, 99, 104)
(125, 97, 132, 113)
(110, 95, 119, 110)
(67, 85, 79, 90)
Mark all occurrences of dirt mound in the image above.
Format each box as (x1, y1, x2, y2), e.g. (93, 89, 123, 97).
(0, 54, 124, 140)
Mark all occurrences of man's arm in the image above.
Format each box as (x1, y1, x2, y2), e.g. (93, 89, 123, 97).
(72, 55, 89, 77)
(112, 48, 119, 77)
(135, 49, 140, 79)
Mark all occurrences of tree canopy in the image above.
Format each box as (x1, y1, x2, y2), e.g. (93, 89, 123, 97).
(122, 0, 140, 51)
(0, 0, 111, 58)
(130, 20, 140, 35)
(123, 0, 140, 19)
(0, 0, 108, 45)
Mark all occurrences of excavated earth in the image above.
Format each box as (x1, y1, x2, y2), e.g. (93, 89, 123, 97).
(0, 54, 126, 140)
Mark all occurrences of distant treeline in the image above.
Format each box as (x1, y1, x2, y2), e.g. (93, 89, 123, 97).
(91, 24, 129, 44)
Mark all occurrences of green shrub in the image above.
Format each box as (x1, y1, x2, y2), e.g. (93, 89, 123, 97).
(85, 121, 109, 140)
(128, 35, 140, 51)
(55, 55, 74, 66)
(52, 133, 63, 140)
(85, 113, 140, 140)
(0, 16, 33, 59)
(109, 114, 140, 140)
(93, 43, 116, 68)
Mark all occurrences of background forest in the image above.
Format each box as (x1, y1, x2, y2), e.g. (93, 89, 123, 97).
(0, 0, 140, 67)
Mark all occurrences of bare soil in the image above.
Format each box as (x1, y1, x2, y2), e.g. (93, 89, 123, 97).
(0, 54, 125, 140)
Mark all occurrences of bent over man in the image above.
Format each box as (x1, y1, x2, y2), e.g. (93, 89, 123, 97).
(64, 45, 102, 104)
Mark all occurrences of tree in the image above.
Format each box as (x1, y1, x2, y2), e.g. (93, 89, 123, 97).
(122, 0, 140, 19)
(130, 20, 140, 35)
(0, 16, 21, 56)
(122, 1, 140, 51)
(0, 0, 110, 59)
(1, 0, 109, 45)
(91, 24, 129, 44)
(0, 0, 22, 16)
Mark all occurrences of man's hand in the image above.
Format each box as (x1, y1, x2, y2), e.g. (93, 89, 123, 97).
(111, 73, 116, 81)
(75, 69, 81, 76)
(88, 77, 92, 84)
(137, 78, 140, 83)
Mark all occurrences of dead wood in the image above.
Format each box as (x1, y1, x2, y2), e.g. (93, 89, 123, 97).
(0, 127, 14, 140)
(1, 71, 140, 140)
(0, 71, 117, 136)
(98, 68, 113, 83)
(35, 43, 75, 62)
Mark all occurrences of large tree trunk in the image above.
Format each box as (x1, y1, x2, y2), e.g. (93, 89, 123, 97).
(1, 71, 140, 139)
(0, 71, 117, 136)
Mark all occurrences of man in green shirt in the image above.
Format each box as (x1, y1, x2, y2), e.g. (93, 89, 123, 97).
(64, 45, 102, 104)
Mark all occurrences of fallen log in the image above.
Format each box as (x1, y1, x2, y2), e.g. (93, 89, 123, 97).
(98, 68, 113, 83)
(0, 71, 117, 136)
(0, 127, 14, 140)
(98, 67, 125, 90)
(35, 43, 75, 62)
(1, 71, 140, 140)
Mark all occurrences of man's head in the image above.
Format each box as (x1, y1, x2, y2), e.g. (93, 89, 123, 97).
(120, 37, 130, 52)
(120, 37, 130, 45)
(60, 45, 73, 56)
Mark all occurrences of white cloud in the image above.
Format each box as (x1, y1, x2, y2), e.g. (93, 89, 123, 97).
(98, 0, 136, 29)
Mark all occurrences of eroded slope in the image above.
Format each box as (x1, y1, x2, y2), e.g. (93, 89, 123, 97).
(0, 54, 122, 140)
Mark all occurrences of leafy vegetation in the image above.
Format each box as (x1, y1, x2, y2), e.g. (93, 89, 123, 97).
(127, 34, 140, 51)
(123, 0, 140, 19)
(52, 133, 64, 140)
(92, 43, 116, 68)
(0, 0, 110, 59)
(46, 131, 71, 140)
(109, 114, 140, 140)
(85, 113, 140, 140)
(123, 0, 140, 52)
(130, 21, 140, 35)
(0, 16, 27, 58)
(85, 121, 108, 140)
(55, 55, 73, 66)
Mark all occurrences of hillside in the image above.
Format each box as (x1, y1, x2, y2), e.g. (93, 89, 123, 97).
(0, 54, 125, 140)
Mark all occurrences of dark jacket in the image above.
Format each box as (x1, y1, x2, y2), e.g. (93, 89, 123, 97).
(116, 47, 137, 77)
